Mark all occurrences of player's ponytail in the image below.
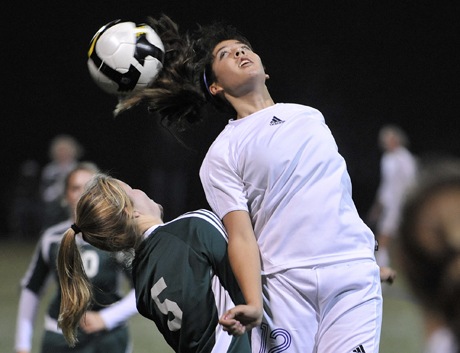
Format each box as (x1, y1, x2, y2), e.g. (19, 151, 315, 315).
(57, 173, 141, 346)
(57, 228, 92, 347)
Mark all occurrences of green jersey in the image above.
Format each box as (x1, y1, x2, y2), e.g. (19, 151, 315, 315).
(133, 209, 251, 353)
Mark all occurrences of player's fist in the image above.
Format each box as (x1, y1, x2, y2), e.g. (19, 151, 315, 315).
(219, 304, 262, 336)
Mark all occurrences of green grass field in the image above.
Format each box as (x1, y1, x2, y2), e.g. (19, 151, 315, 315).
(1, 239, 424, 352)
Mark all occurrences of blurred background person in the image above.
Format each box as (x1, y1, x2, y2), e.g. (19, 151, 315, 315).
(15, 162, 138, 353)
(398, 157, 460, 353)
(368, 124, 417, 274)
(40, 134, 83, 228)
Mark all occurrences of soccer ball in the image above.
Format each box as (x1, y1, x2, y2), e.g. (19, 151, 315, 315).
(87, 20, 165, 96)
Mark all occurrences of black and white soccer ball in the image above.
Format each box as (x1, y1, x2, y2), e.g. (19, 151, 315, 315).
(87, 20, 165, 96)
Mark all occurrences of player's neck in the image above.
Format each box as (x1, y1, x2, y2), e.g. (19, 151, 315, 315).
(231, 86, 274, 119)
(137, 216, 164, 234)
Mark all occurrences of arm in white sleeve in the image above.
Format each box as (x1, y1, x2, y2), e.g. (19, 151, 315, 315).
(98, 289, 138, 330)
(15, 288, 40, 352)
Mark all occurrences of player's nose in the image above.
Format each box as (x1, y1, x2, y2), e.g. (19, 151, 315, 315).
(234, 48, 246, 57)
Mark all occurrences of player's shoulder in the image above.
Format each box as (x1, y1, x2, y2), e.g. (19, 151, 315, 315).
(174, 209, 222, 226)
(169, 209, 227, 236)
(41, 219, 72, 243)
(135, 210, 224, 259)
(279, 103, 324, 120)
(36, 219, 72, 262)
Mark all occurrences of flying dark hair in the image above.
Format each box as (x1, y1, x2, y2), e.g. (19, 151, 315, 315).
(115, 15, 252, 132)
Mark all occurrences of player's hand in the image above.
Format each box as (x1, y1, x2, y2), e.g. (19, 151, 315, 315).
(380, 266, 397, 284)
(219, 304, 262, 336)
(79, 311, 107, 334)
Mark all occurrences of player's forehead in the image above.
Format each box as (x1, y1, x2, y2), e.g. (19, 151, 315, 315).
(68, 170, 94, 187)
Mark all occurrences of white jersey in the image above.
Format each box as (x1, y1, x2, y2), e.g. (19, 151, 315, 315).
(200, 103, 375, 274)
(377, 146, 417, 235)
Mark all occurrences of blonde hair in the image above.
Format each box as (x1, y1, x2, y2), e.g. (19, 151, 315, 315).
(57, 174, 141, 346)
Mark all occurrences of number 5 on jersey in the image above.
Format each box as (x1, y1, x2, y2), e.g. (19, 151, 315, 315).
(151, 277, 183, 331)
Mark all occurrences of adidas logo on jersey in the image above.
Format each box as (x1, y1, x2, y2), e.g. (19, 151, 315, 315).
(352, 344, 366, 352)
(269, 116, 285, 126)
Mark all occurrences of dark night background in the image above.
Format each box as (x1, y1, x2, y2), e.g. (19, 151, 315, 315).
(2, 1, 458, 235)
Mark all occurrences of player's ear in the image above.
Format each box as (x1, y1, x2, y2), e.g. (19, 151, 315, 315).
(125, 207, 140, 219)
(209, 82, 223, 96)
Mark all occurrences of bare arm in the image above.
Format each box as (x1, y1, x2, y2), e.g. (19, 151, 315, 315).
(220, 210, 263, 335)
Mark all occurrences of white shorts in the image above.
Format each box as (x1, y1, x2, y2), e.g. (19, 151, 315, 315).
(251, 260, 382, 353)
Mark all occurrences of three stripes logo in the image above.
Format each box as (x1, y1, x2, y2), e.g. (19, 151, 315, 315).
(352, 345, 366, 353)
(269, 116, 285, 126)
